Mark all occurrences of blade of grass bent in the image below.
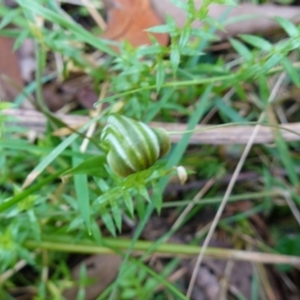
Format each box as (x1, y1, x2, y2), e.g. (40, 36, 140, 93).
(22, 118, 95, 189)
(0, 169, 66, 213)
(17, 0, 115, 56)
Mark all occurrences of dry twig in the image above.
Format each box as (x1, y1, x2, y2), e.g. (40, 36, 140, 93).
(4, 108, 300, 145)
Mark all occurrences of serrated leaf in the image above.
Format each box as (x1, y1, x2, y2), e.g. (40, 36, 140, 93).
(111, 203, 122, 232)
(239, 34, 273, 51)
(102, 211, 116, 236)
(230, 38, 252, 61)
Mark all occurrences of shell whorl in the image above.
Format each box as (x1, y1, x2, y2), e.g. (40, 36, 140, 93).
(101, 114, 171, 177)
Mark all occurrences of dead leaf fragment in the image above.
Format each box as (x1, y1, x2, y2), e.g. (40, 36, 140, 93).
(0, 36, 23, 100)
(63, 254, 122, 300)
(102, 0, 168, 47)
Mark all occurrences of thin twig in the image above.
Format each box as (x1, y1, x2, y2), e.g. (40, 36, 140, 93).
(282, 191, 300, 227)
(81, 0, 106, 30)
(186, 73, 287, 297)
(80, 82, 107, 152)
(24, 239, 300, 265)
(4, 109, 300, 145)
(0, 254, 36, 284)
(171, 177, 216, 230)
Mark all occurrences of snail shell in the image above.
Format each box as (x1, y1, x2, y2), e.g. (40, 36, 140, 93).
(101, 114, 171, 177)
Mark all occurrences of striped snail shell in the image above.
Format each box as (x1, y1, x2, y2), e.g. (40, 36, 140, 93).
(101, 114, 171, 177)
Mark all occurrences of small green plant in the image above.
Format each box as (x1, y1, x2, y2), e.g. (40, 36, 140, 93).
(1, 0, 300, 299)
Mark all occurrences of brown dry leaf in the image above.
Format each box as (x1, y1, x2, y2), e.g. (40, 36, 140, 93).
(185, 240, 253, 300)
(102, 0, 169, 48)
(0, 36, 23, 100)
(63, 254, 122, 300)
(42, 79, 98, 111)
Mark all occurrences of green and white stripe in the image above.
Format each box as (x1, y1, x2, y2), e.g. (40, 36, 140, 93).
(101, 114, 171, 177)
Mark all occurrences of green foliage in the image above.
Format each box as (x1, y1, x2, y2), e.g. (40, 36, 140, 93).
(1, 0, 300, 298)
(275, 234, 300, 272)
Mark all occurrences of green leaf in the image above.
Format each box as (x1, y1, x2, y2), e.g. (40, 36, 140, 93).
(73, 144, 91, 234)
(170, 45, 180, 72)
(136, 185, 150, 203)
(276, 234, 300, 256)
(68, 216, 85, 232)
(17, 0, 115, 55)
(155, 61, 165, 92)
(123, 191, 134, 217)
(152, 184, 163, 213)
(21, 117, 95, 187)
(102, 211, 116, 236)
(262, 53, 284, 72)
(63, 155, 107, 177)
(198, 6, 209, 19)
(0, 169, 65, 213)
(111, 203, 122, 232)
(137, 45, 163, 56)
(276, 234, 300, 271)
(239, 34, 273, 51)
(179, 26, 191, 49)
(281, 57, 300, 87)
(230, 38, 252, 61)
(170, 0, 188, 10)
(0, 102, 15, 110)
(274, 16, 299, 37)
(146, 24, 173, 34)
(13, 28, 29, 51)
(0, 9, 20, 29)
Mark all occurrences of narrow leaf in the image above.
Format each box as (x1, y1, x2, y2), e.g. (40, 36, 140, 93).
(123, 191, 134, 217)
(63, 155, 107, 177)
(281, 57, 300, 87)
(230, 38, 252, 61)
(102, 211, 116, 236)
(73, 144, 91, 234)
(240, 34, 273, 51)
(274, 16, 299, 37)
(111, 203, 122, 232)
(156, 61, 165, 92)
